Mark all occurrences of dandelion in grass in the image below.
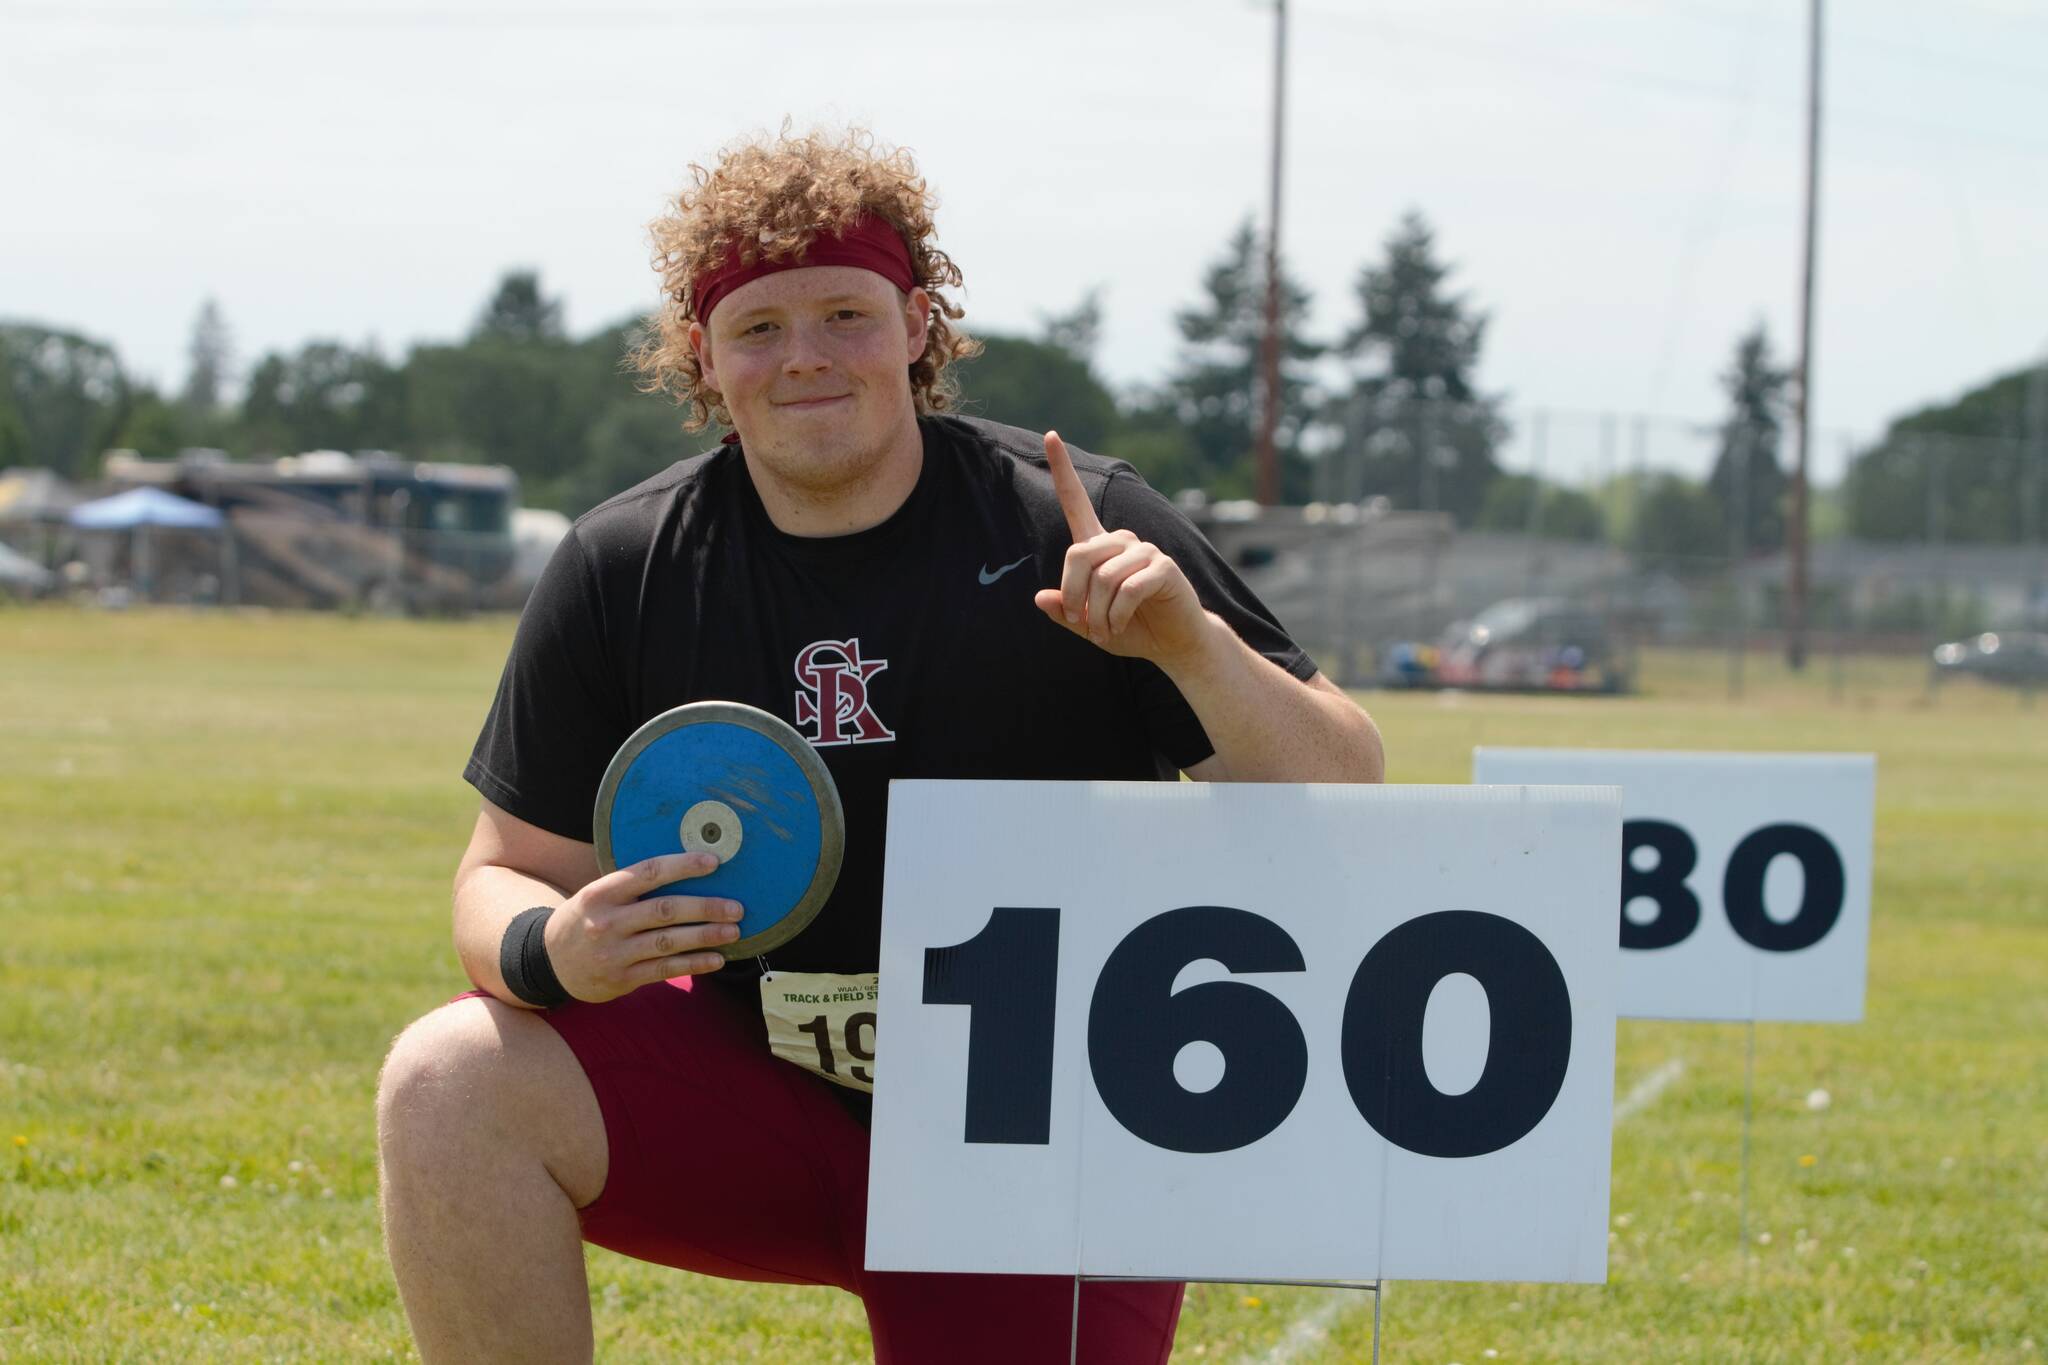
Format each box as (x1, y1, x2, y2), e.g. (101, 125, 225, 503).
(11, 1135, 24, 1147)
(1799, 1153, 1817, 1167)
(1240, 1295, 1262, 1309)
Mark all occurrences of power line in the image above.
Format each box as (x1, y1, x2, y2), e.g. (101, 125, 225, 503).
(1294, 5, 2048, 159)
(1644, 0, 1774, 415)
(11, 2, 2042, 155)
(1663, 0, 2048, 90)
(2, 0, 1181, 23)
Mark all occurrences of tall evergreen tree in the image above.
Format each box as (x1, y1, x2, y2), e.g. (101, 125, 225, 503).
(1039, 288, 1104, 366)
(1331, 211, 1505, 523)
(181, 299, 234, 414)
(1162, 219, 1321, 500)
(1707, 323, 1790, 551)
(473, 270, 565, 345)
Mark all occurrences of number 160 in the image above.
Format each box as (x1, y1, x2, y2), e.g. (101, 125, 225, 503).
(923, 906, 1576, 1161)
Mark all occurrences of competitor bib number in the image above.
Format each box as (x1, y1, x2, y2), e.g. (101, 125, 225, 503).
(760, 972, 878, 1092)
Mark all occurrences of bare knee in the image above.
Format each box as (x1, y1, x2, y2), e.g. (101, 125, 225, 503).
(377, 997, 606, 1207)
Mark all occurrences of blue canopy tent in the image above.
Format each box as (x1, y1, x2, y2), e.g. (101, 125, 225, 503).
(69, 487, 225, 531)
(68, 487, 229, 600)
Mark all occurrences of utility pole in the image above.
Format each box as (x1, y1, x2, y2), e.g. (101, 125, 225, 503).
(2026, 348, 2045, 707)
(2028, 347, 2046, 621)
(1787, 0, 1824, 669)
(1255, 0, 1289, 507)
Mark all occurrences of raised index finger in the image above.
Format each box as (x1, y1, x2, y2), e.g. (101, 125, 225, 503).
(1044, 430, 1106, 542)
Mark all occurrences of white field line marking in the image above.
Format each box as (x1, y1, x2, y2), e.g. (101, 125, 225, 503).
(1254, 1284, 1379, 1365)
(1243, 1056, 1686, 1365)
(1613, 1057, 1687, 1126)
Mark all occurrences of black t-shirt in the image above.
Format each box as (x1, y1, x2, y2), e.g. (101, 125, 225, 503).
(464, 414, 1316, 982)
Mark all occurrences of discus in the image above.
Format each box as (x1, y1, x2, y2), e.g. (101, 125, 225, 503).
(593, 701, 845, 960)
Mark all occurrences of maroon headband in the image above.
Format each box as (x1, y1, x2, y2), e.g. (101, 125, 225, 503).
(691, 214, 917, 326)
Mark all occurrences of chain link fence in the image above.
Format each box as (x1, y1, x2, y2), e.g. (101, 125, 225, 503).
(1197, 404, 2048, 701)
(8, 404, 2044, 701)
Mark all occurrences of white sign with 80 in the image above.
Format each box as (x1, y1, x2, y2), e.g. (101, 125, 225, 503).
(1472, 749, 1876, 1023)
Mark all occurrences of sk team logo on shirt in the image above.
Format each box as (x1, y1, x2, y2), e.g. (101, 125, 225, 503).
(794, 638, 895, 746)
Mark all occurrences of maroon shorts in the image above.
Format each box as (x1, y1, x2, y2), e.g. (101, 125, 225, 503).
(501, 977, 1182, 1364)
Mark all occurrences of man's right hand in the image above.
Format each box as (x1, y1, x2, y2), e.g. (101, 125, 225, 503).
(543, 852, 743, 1002)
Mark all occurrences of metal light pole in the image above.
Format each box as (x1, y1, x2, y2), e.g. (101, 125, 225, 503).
(1255, 0, 1288, 507)
(1787, 0, 1824, 669)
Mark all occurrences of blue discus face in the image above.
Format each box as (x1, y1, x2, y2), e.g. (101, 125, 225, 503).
(606, 721, 826, 940)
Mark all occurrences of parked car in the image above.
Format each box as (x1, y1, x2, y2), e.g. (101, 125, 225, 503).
(1931, 631, 2048, 689)
(1377, 640, 1443, 689)
(1379, 598, 1630, 693)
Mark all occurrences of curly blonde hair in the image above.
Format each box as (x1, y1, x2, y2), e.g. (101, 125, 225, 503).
(631, 127, 981, 432)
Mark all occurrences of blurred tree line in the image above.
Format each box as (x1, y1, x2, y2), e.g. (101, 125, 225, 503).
(1841, 365, 2047, 546)
(0, 277, 679, 514)
(3, 218, 2040, 559)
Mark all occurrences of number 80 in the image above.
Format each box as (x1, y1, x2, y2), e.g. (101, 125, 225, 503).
(1621, 821, 1846, 952)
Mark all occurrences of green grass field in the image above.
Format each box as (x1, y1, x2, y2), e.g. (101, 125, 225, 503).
(2, 608, 2042, 1363)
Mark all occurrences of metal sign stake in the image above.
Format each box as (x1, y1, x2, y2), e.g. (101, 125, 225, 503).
(1739, 1016, 1758, 1252)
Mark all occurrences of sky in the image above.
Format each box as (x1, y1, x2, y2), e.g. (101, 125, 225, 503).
(5, 0, 2045, 486)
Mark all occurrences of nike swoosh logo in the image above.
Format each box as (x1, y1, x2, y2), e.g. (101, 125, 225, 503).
(978, 554, 1032, 586)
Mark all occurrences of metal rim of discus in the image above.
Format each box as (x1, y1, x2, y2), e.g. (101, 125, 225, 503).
(592, 700, 846, 961)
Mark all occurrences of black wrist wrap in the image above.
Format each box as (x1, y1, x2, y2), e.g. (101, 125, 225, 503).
(500, 905, 571, 1009)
